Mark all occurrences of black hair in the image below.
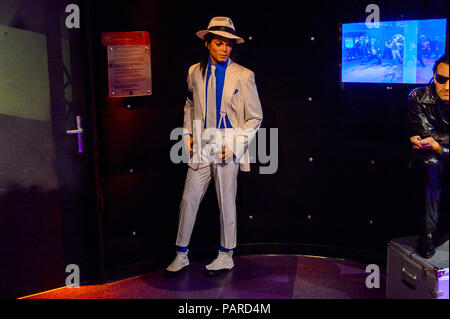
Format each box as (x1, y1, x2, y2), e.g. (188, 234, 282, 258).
(433, 52, 449, 75)
(199, 33, 239, 78)
(427, 52, 448, 84)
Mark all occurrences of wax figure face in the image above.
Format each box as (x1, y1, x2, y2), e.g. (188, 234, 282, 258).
(206, 35, 233, 64)
(434, 62, 449, 105)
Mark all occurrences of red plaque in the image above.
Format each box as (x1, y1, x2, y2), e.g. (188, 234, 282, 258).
(101, 31, 150, 46)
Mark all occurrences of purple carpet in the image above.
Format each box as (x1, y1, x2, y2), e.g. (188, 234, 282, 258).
(23, 255, 386, 299)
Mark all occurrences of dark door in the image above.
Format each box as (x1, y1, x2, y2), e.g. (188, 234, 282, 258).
(0, 0, 100, 298)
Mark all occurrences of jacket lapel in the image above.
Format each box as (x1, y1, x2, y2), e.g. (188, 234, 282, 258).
(221, 59, 237, 124)
(196, 66, 207, 121)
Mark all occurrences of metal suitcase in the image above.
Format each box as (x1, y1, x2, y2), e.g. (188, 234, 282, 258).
(386, 236, 449, 299)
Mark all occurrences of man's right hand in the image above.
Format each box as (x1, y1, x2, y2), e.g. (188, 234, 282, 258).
(183, 134, 193, 157)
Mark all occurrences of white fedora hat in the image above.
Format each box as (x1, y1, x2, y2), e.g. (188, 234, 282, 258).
(196, 16, 244, 44)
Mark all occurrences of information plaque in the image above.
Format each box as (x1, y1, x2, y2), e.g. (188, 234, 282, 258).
(101, 31, 152, 97)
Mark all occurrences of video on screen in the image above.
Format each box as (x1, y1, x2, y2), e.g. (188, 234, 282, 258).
(341, 19, 447, 84)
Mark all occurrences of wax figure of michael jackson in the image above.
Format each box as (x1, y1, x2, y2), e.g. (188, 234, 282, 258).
(166, 16, 263, 276)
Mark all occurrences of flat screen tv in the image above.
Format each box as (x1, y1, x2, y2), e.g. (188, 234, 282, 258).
(341, 18, 447, 84)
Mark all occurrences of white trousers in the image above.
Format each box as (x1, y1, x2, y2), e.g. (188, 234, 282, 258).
(176, 163, 240, 249)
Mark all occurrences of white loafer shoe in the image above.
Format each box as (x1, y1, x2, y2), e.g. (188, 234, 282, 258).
(205, 250, 234, 276)
(165, 250, 189, 277)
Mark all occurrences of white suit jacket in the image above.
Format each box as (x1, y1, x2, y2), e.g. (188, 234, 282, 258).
(183, 59, 263, 172)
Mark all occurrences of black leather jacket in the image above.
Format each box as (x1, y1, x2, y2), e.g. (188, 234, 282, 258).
(408, 82, 449, 161)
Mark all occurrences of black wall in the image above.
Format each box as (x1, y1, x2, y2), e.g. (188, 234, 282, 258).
(88, 0, 449, 277)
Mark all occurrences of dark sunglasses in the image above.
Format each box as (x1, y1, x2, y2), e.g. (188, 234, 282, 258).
(435, 73, 449, 84)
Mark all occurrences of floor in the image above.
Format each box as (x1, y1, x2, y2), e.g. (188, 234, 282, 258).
(23, 255, 386, 299)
